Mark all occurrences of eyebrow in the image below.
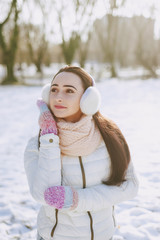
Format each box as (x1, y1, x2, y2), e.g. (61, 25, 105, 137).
(51, 84, 77, 90)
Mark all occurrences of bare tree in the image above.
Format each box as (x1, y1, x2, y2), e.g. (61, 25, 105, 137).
(0, 0, 21, 84)
(25, 23, 48, 73)
(24, 0, 54, 73)
(133, 16, 157, 78)
(78, 31, 92, 68)
(94, 0, 126, 78)
(74, 0, 96, 67)
(57, 0, 96, 65)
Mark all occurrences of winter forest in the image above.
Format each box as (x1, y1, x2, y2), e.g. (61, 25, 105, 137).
(0, 0, 160, 239)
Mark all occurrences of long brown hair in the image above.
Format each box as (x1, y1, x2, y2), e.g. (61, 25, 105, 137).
(51, 65, 131, 186)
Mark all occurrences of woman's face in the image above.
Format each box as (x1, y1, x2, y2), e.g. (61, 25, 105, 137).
(49, 72, 84, 122)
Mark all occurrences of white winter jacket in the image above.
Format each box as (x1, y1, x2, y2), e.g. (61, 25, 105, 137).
(24, 133, 139, 240)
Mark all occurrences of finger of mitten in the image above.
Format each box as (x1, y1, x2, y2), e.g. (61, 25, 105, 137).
(40, 127, 58, 136)
(37, 99, 49, 113)
(63, 186, 73, 208)
(38, 112, 57, 135)
(63, 186, 79, 210)
(44, 186, 65, 209)
(70, 187, 79, 210)
(39, 111, 56, 124)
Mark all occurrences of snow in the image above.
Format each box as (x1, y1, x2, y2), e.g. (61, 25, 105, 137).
(0, 78, 160, 240)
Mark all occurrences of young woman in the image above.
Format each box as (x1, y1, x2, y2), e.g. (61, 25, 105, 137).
(24, 66, 139, 240)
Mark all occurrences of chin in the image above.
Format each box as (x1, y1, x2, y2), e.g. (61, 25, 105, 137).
(54, 113, 65, 118)
(53, 111, 68, 118)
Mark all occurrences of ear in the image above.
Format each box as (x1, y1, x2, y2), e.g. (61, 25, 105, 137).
(80, 87, 101, 115)
(41, 83, 51, 105)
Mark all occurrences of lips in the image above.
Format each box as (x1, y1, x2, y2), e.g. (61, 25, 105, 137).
(54, 105, 67, 109)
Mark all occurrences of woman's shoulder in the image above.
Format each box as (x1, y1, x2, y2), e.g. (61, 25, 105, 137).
(25, 134, 39, 152)
(97, 139, 105, 148)
(95, 139, 110, 157)
(27, 134, 39, 144)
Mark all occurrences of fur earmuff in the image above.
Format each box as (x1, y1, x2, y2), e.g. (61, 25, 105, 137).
(41, 83, 51, 105)
(80, 86, 101, 115)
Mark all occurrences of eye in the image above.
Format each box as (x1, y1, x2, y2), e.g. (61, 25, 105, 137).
(66, 89, 74, 93)
(51, 88, 58, 93)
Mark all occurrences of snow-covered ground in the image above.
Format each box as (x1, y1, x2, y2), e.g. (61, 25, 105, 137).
(0, 78, 160, 240)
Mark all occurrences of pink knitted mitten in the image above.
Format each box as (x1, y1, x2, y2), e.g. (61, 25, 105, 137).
(44, 186, 78, 210)
(37, 99, 58, 136)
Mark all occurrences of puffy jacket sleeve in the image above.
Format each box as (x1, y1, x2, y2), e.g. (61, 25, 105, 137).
(24, 133, 61, 205)
(75, 161, 139, 212)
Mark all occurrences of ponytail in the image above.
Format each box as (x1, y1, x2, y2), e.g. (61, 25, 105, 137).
(93, 112, 130, 186)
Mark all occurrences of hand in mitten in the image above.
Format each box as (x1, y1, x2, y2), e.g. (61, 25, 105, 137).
(37, 99, 58, 136)
(44, 186, 78, 210)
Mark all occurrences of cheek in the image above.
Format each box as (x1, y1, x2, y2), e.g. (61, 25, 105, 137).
(49, 94, 55, 111)
(70, 94, 83, 110)
(49, 94, 55, 103)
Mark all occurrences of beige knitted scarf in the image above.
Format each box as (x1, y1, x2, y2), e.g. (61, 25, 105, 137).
(57, 115, 103, 156)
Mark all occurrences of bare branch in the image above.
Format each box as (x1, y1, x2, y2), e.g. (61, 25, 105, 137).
(0, 0, 16, 26)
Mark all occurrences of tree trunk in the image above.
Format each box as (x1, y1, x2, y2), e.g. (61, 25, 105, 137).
(0, 0, 19, 85)
(2, 62, 17, 84)
(35, 59, 42, 73)
(111, 64, 117, 78)
(80, 57, 85, 68)
(79, 31, 92, 68)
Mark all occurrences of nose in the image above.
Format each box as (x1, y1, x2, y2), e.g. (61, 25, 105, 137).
(55, 92, 63, 103)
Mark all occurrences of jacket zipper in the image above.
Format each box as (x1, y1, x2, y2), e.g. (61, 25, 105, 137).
(50, 209, 58, 237)
(79, 156, 94, 240)
(50, 156, 95, 238)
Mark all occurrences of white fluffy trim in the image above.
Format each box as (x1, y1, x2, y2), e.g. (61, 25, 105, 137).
(80, 87, 101, 115)
(41, 83, 51, 105)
